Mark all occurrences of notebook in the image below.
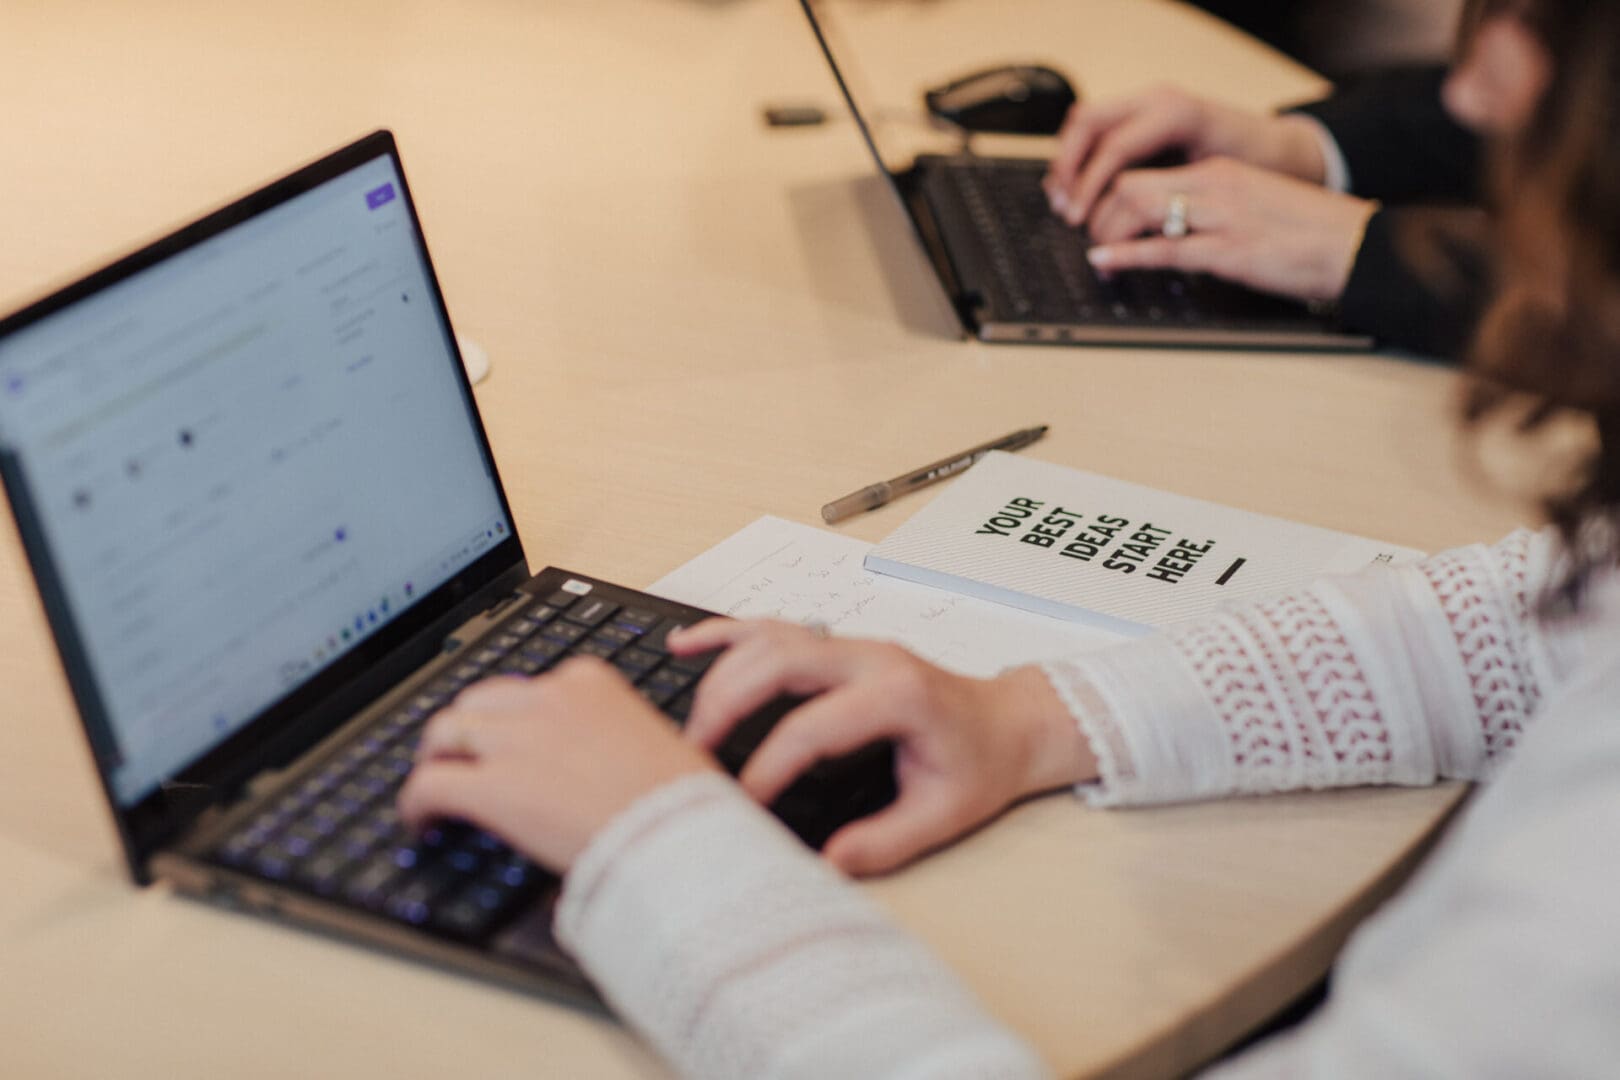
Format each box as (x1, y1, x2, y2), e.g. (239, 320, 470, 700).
(798, 0, 1373, 350)
(0, 131, 894, 1006)
(864, 452, 1425, 633)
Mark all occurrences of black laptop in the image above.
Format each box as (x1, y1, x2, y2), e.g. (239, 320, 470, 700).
(0, 131, 894, 1005)
(799, 0, 1373, 350)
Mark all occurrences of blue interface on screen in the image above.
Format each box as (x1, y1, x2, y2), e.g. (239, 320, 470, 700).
(0, 157, 510, 807)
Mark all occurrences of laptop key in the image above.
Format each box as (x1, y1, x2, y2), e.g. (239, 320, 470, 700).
(614, 608, 661, 634)
(305, 800, 349, 834)
(666, 648, 718, 677)
(484, 854, 543, 891)
(280, 785, 322, 813)
(432, 897, 498, 939)
(613, 646, 661, 679)
(563, 596, 618, 628)
(432, 891, 505, 940)
(521, 637, 569, 664)
(378, 710, 417, 740)
(434, 877, 535, 941)
(338, 814, 399, 859)
(576, 634, 623, 661)
(294, 846, 356, 895)
(282, 823, 329, 858)
(539, 621, 586, 646)
(505, 615, 543, 637)
(342, 852, 405, 909)
(218, 832, 263, 866)
(252, 843, 298, 882)
(643, 666, 694, 698)
(423, 675, 463, 698)
(443, 847, 484, 876)
(378, 753, 414, 781)
(293, 774, 335, 803)
(333, 781, 377, 814)
(470, 645, 508, 666)
(592, 623, 638, 648)
(640, 617, 687, 655)
(496, 653, 544, 676)
(544, 588, 582, 609)
(639, 679, 680, 708)
(384, 863, 466, 926)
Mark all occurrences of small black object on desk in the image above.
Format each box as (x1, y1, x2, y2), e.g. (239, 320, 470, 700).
(924, 64, 1078, 136)
(763, 103, 828, 127)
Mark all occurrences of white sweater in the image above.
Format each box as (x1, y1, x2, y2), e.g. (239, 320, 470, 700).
(554, 529, 1620, 1078)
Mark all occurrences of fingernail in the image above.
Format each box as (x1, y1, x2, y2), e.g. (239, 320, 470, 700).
(1049, 190, 1068, 214)
(1088, 246, 1113, 268)
(1064, 206, 1084, 227)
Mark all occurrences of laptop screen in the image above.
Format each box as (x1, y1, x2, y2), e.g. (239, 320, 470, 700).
(0, 149, 510, 809)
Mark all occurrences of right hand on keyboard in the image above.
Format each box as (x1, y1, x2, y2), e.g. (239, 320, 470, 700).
(673, 620, 1097, 878)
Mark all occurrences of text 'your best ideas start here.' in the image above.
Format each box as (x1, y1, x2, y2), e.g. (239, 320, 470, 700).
(977, 497, 1230, 585)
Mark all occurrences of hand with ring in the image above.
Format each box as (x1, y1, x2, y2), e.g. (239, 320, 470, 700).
(1085, 158, 1378, 303)
(399, 660, 718, 873)
(1043, 83, 1341, 226)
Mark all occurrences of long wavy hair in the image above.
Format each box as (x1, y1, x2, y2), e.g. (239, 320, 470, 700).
(1458, 0, 1620, 609)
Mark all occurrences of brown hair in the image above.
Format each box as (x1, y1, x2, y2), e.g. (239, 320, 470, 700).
(1459, 0, 1620, 609)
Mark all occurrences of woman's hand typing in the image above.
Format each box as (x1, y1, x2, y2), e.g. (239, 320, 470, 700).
(673, 620, 1097, 876)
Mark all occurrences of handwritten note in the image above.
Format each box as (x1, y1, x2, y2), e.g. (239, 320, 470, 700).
(649, 516, 1123, 678)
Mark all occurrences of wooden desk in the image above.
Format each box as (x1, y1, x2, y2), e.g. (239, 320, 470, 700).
(0, 2, 1527, 1076)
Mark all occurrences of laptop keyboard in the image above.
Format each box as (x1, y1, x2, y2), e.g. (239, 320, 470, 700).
(921, 157, 1305, 330)
(925, 158, 1201, 324)
(208, 578, 891, 945)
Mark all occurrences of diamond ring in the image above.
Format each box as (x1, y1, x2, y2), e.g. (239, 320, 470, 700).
(1163, 193, 1190, 239)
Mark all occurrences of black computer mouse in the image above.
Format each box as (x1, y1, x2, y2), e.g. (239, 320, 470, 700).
(924, 64, 1078, 136)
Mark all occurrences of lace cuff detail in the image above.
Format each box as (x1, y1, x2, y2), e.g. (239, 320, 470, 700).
(1414, 529, 1544, 770)
(1039, 631, 1229, 807)
(1039, 530, 1562, 807)
(1038, 659, 1132, 795)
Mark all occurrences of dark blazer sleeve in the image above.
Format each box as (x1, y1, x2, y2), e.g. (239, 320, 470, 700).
(1338, 206, 1496, 359)
(1291, 66, 1484, 204)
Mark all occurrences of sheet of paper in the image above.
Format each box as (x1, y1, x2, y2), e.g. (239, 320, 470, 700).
(649, 516, 1124, 678)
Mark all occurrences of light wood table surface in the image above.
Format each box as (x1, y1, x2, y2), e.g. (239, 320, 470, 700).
(0, 2, 1527, 1077)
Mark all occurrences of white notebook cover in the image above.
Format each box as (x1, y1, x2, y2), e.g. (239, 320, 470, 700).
(864, 452, 1426, 634)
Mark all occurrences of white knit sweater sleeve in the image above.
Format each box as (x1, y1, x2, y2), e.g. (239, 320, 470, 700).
(554, 772, 1051, 1080)
(1041, 528, 1566, 806)
(551, 528, 1571, 1078)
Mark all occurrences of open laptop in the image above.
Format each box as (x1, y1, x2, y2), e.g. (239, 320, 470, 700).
(799, 0, 1373, 350)
(0, 130, 895, 1006)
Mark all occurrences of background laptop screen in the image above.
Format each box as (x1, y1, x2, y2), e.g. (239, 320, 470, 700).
(0, 154, 509, 807)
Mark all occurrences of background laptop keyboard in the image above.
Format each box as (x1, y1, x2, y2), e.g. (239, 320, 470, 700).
(920, 156, 1306, 328)
(209, 576, 896, 946)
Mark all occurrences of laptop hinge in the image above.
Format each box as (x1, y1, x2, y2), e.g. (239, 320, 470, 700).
(484, 589, 524, 618)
